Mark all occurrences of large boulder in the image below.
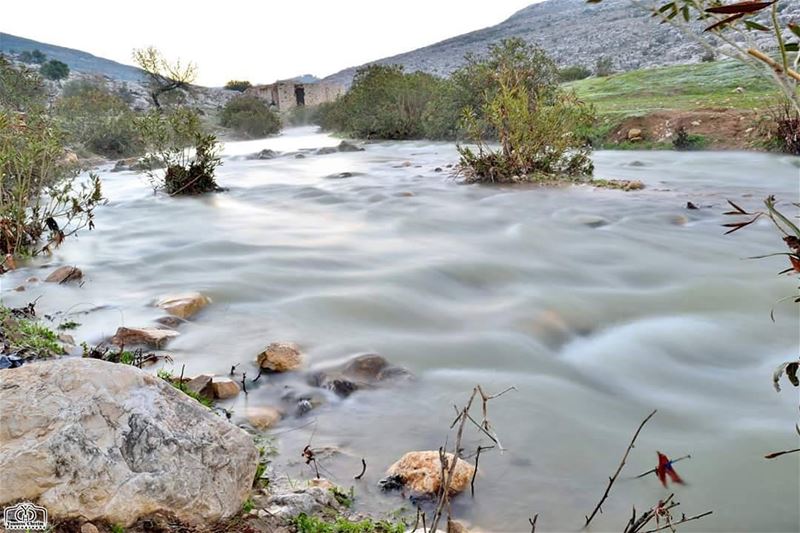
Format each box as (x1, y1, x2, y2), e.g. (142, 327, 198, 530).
(0, 358, 258, 526)
(155, 292, 211, 320)
(383, 451, 475, 496)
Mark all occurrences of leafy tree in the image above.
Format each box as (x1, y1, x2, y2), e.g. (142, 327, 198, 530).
(55, 80, 143, 158)
(19, 49, 46, 64)
(39, 59, 69, 81)
(220, 95, 280, 138)
(132, 46, 197, 108)
(224, 80, 252, 92)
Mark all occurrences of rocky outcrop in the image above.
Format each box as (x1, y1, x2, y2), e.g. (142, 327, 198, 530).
(0, 358, 258, 526)
(257, 342, 304, 372)
(45, 266, 83, 284)
(110, 327, 179, 348)
(309, 354, 412, 397)
(383, 451, 475, 496)
(155, 292, 211, 320)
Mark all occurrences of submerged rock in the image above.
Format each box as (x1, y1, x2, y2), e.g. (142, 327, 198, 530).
(185, 374, 214, 399)
(257, 342, 304, 372)
(383, 451, 475, 496)
(211, 377, 240, 399)
(337, 140, 364, 152)
(265, 485, 339, 519)
(45, 266, 83, 284)
(246, 406, 283, 430)
(155, 292, 211, 319)
(0, 358, 258, 526)
(249, 149, 280, 160)
(309, 353, 412, 398)
(110, 327, 179, 348)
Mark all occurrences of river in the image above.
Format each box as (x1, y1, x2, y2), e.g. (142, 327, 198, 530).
(1, 126, 798, 532)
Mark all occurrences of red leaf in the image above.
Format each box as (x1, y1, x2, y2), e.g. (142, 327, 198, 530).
(705, 1, 775, 14)
(705, 13, 745, 31)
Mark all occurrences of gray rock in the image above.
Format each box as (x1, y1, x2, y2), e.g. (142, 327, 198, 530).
(0, 358, 258, 526)
(266, 487, 339, 519)
(45, 266, 83, 284)
(309, 354, 413, 398)
(249, 149, 280, 160)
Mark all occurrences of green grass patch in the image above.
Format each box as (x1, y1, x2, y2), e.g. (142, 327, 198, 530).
(0, 306, 64, 357)
(566, 60, 778, 116)
(293, 514, 406, 533)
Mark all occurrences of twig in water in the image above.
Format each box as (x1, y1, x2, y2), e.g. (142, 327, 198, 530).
(528, 514, 538, 533)
(178, 364, 186, 392)
(470, 445, 493, 496)
(230, 364, 238, 376)
(764, 448, 800, 459)
(354, 458, 367, 480)
(302, 445, 320, 479)
(241, 372, 248, 395)
(584, 409, 657, 528)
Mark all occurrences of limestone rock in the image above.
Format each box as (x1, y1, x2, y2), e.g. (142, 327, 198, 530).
(0, 358, 258, 526)
(246, 406, 283, 430)
(211, 377, 240, 399)
(155, 292, 211, 319)
(257, 342, 304, 372)
(45, 266, 83, 284)
(266, 486, 339, 519)
(110, 327, 179, 349)
(627, 128, 643, 141)
(185, 374, 214, 399)
(80, 524, 100, 533)
(385, 451, 475, 496)
(307, 478, 336, 491)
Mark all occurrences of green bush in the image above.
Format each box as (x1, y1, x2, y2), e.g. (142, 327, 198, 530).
(672, 126, 709, 151)
(220, 95, 281, 138)
(558, 65, 592, 82)
(55, 80, 143, 158)
(19, 49, 46, 64)
(224, 80, 252, 92)
(0, 56, 46, 111)
(1, 110, 103, 256)
(39, 60, 69, 81)
(595, 56, 614, 77)
(456, 69, 595, 183)
(135, 107, 222, 194)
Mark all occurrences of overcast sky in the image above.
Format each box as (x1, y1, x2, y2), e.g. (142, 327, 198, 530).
(2, 0, 540, 86)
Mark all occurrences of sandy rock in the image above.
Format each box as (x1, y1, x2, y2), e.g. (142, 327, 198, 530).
(307, 478, 337, 491)
(110, 327, 179, 348)
(627, 128, 643, 141)
(155, 292, 211, 319)
(211, 377, 240, 399)
(246, 406, 283, 430)
(80, 524, 100, 533)
(257, 342, 304, 372)
(385, 451, 475, 496)
(4, 254, 16, 270)
(0, 358, 258, 526)
(45, 266, 83, 284)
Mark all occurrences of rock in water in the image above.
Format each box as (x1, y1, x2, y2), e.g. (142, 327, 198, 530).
(384, 451, 475, 496)
(309, 353, 413, 397)
(211, 377, 240, 399)
(110, 327, 179, 348)
(336, 140, 364, 152)
(257, 342, 304, 372)
(246, 406, 283, 430)
(155, 292, 211, 319)
(0, 358, 258, 526)
(45, 266, 83, 284)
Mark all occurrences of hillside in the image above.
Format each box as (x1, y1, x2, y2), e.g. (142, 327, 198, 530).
(323, 0, 799, 87)
(0, 32, 145, 82)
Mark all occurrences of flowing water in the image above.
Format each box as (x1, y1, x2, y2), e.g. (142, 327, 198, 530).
(2, 127, 798, 532)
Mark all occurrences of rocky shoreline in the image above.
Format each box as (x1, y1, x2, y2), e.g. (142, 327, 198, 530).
(0, 266, 470, 533)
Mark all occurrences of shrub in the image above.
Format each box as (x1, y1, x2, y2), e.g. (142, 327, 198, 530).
(672, 126, 708, 151)
(19, 49, 46, 64)
(224, 80, 252, 92)
(0, 56, 46, 111)
(55, 80, 143, 158)
(765, 100, 800, 155)
(0, 110, 104, 257)
(39, 60, 69, 81)
(456, 71, 595, 183)
(700, 50, 716, 63)
(135, 107, 222, 194)
(558, 65, 592, 82)
(219, 95, 281, 138)
(595, 56, 614, 77)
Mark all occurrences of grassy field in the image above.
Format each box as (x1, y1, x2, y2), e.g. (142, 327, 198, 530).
(566, 60, 779, 116)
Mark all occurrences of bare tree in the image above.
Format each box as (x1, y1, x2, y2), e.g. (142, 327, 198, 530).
(132, 46, 197, 109)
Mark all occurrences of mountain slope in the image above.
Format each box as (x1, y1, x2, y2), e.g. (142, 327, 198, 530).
(323, 0, 797, 87)
(0, 32, 145, 82)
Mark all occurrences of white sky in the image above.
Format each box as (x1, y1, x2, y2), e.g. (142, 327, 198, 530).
(2, 0, 540, 86)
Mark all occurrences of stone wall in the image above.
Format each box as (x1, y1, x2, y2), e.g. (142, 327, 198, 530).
(246, 81, 344, 111)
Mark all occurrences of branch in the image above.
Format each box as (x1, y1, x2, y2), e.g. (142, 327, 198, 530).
(584, 409, 657, 528)
(748, 48, 800, 82)
(641, 511, 713, 533)
(764, 448, 800, 459)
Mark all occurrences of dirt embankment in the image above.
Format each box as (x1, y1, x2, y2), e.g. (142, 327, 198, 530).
(608, 109, 769, 150)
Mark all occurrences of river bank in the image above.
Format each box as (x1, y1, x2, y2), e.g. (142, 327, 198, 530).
(1, 127, 798, 532)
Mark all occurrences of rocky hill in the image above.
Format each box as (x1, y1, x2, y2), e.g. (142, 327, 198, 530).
(323, 0, 799, 86)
